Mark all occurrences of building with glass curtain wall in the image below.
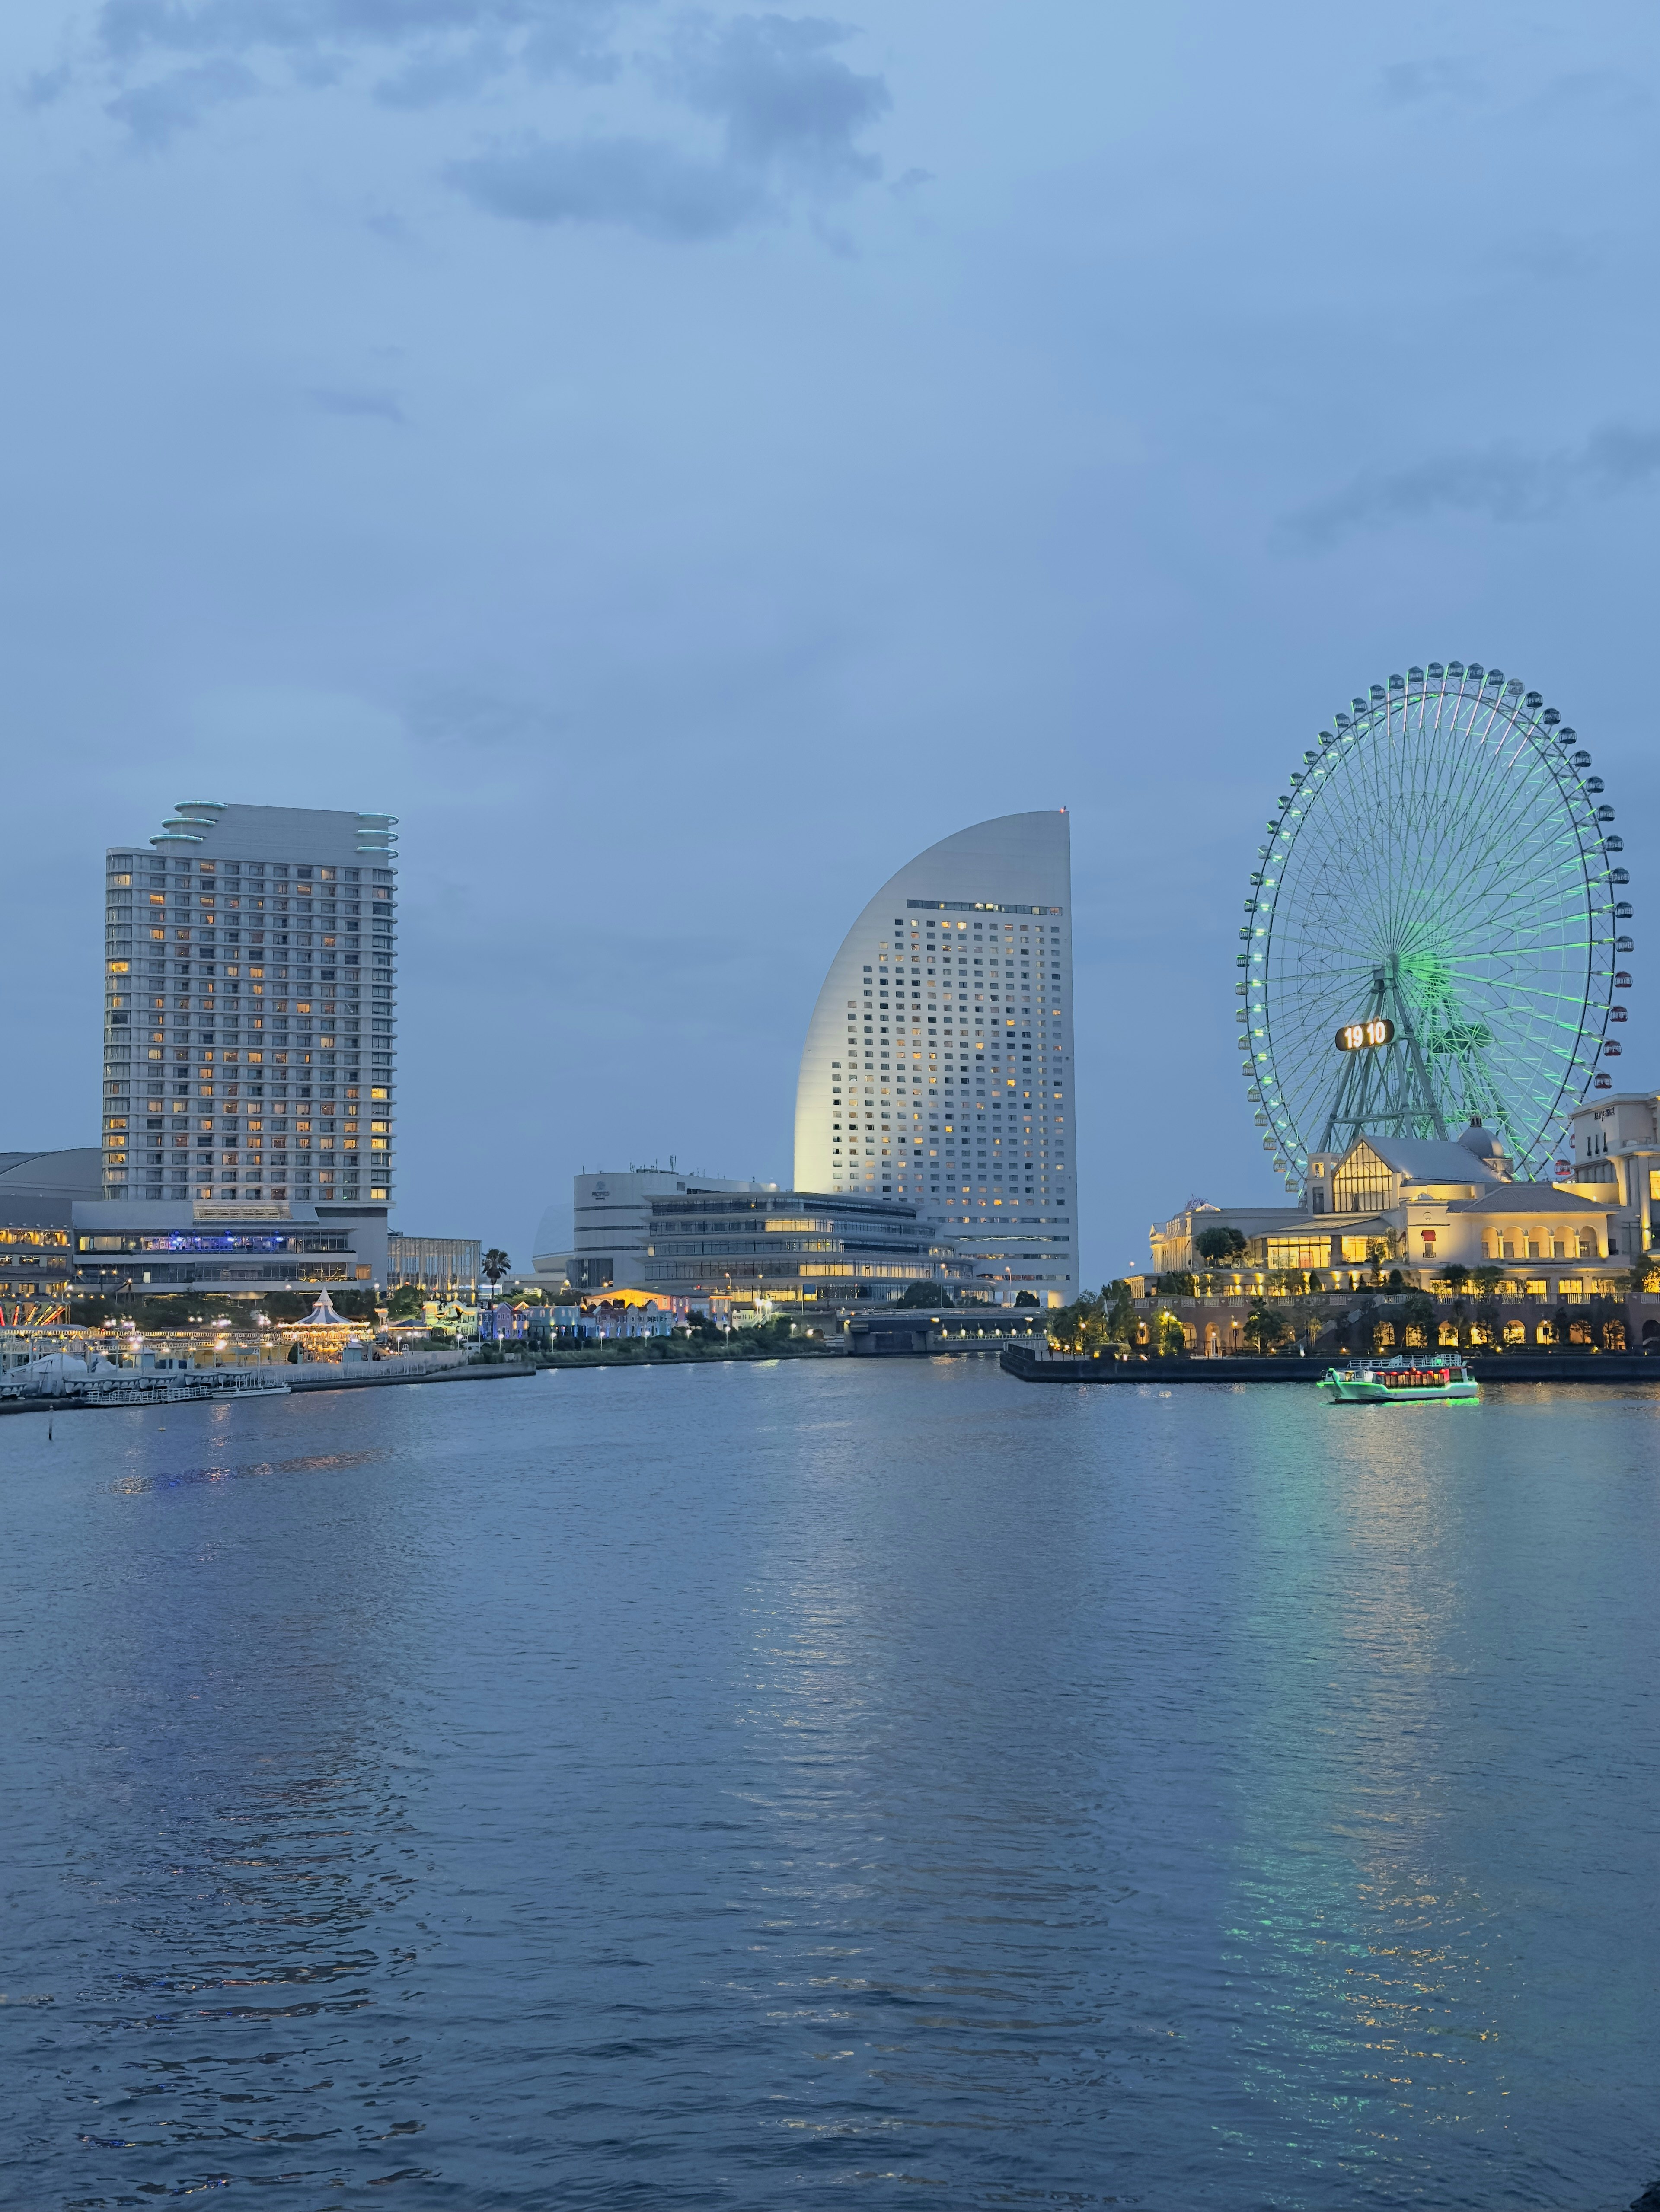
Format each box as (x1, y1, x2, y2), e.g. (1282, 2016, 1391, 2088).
(793, 811, 1078, 1303)
(102, 802, 397, 1209)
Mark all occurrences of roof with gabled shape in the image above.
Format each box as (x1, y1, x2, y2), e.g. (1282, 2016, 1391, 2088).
(1447, 1182, 1611, 1215)
(1340, 1136, 1505, 1186)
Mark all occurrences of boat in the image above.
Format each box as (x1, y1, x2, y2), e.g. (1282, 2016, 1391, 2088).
(0, 1353, 289, 1410)
(1318, 1353, 1480, 1404)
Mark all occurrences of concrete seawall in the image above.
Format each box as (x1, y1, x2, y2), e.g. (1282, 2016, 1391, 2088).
(1002, 1346, 1660, 1386)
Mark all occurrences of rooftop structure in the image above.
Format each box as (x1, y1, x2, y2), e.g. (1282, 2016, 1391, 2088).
(792, 811, 1076, 1303)
(533, 1169, 767, 1294)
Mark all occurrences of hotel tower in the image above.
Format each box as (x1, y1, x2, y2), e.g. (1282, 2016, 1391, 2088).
(102, 803, 398, 1207)
(793, 811, 1077, 1302)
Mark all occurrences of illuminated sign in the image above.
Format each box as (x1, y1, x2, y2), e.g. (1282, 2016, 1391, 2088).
(1335, 1018, 1395, 1052)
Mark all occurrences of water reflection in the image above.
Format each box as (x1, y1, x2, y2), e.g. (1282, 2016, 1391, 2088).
(7, 1395, 436, 2202)
(2, 1367, 1658, 2208)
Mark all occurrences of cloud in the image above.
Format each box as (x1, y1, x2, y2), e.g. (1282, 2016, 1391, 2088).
(87, 0, 630, 134)
(1379, 57, 1479, 105)
(1282, 424, 1660, 548)
(448, 131, 763, 236)
(70, 0, 893, 236)
(94, 0, 598, 64)
(665, 12, 889, 186)
(450, 14, 889, 239)
(306, 384, 406, 421)
(104, 57, 260, 143)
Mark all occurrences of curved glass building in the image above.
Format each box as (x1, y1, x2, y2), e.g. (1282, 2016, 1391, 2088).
(793, 811, 1077, 1303)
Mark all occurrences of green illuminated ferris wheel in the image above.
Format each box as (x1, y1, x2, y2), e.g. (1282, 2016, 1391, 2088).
(1240, 662, 1629, 1189)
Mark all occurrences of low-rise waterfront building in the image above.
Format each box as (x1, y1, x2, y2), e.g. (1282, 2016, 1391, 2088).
(532, 1170, 958, 1304)
(72, 1198, 389, 1300)
(0, 1151, 102, 1324)
(1153, 1123, 1619, 1285)
(1141, 1116, 1644, 1353)
(533, 1169, 764, 1293)
(639, 1186, 961, 1305)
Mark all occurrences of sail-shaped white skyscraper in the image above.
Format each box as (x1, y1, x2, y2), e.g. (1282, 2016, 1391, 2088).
(793, 811, 1077, 1303)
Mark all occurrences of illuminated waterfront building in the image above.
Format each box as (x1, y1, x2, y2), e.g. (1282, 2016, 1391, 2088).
(532, 1169, 956, 1304)
(102, 803, 398, 1208)
(388, 1234, 483, 1299)
(1151, 1123, 1620, 1284)
(792, 811, 1077, 1303)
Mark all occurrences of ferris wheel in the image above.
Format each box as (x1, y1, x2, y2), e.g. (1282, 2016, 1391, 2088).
(1240, 662, 1629, 1189)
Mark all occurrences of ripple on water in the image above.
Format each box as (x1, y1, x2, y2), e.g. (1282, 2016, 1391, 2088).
(2, 1363, 1658, 2209)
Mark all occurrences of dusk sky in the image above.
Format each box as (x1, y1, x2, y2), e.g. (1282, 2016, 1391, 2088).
(6, 0, 1658, 1280)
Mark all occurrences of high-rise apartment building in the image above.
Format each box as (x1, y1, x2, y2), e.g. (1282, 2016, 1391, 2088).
(793, 811, 1078, 1302)
(102, 803, 398, 1207)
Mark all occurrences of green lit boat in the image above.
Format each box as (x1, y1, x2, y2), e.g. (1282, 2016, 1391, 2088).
(1318, 1354, 1480, 1404)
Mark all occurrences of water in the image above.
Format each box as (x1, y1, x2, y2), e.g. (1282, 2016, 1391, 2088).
(4, 1360, 1659, 2210)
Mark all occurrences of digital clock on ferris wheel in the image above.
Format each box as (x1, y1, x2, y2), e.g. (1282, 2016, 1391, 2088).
(1335, 1018, 1395, 1052)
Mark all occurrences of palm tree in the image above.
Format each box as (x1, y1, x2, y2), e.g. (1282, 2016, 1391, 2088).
(482, 1248, 510, 1300)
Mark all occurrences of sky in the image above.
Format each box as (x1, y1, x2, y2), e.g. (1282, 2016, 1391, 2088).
(5, 0, 1660, 1282)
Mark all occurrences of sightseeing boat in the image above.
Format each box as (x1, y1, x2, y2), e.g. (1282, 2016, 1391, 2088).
(1318, 1354, 1480, 1404)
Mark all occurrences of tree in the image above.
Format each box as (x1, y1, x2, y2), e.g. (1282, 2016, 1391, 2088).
(287, 1340, 302, 1364)
(1014, 1290, 1038, 1307)
(1243, 1298, 1292, 1355)
(1366, 1239, 1390, 1286)
(388, 1284, 424, 1321)
(482, 1248, 510, 1298)
(1434, 1262, 1471, 1298)
(1401, 1289, 1436, 1347)
(1156, 1311, 1187, 1357)
(1160, 1270, 1199, 1297)
(1105, 1280, 1136, 1344)
(1196, 1225, 1248, 1269)
(897, 1279, 944, 1307)
(1469, 1262, 1505, 1349)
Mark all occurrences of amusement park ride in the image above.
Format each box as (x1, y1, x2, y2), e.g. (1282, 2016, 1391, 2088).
(1239, 661, 1628, 1189)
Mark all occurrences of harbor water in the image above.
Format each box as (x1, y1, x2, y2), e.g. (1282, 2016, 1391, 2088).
(4, 1359, 1659, 2208)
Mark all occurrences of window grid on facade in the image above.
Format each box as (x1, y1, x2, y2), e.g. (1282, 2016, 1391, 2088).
(794, 813, 1076, 1300)
(103, 805, 396, 1210)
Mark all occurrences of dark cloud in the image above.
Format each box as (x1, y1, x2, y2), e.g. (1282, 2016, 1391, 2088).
(105, 57, 260, 143)
(306, 385, 407, 421)
(1282, 424, 1660, 547)
(447, 132, 764, 236)
(449, 15, 889, 238)
(76, 0, 890, 232)
(666, 12, 889, 185)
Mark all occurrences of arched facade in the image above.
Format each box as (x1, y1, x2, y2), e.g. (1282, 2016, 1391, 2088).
(792, 812, 1077, 1303)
